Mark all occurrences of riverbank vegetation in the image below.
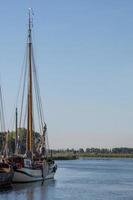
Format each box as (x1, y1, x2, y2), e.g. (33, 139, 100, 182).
(51, 148, 133, 159)
(1, 131, 133, 159)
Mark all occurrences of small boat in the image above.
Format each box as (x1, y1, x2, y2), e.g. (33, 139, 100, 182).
(11, 9, 57, 183)
(0, 86, 14, 187)
(11, 156, 56, 183)
(0, 162, 14, 187)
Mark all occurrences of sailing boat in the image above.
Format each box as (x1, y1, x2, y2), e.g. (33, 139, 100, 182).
(0, 86, 14, 186)
(11, 9, 57, 183)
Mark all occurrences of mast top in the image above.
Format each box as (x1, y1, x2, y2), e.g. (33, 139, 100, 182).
(28, 8, 34, 43)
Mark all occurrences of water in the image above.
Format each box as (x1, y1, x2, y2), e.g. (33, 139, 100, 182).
(1, 158, 133, 200)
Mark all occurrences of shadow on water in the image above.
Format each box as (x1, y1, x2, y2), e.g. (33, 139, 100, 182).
(13, 179, 56, 191)
(16, 180, 56, 199)
(0, 179, 56, 200)
(0, 185, 13, 193)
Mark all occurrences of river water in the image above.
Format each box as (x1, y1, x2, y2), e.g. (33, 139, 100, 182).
(1, 158, 133, 200)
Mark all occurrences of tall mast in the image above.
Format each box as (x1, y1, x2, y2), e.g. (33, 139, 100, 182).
(15, 107, 18, 154)
(0, 85, 8, 158)
(27, 8, 33, 153)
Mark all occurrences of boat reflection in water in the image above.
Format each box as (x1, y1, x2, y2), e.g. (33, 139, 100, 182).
(0, 86, 14, 187)
(0, 163, 14, 187)
(12, 180, 56, 200)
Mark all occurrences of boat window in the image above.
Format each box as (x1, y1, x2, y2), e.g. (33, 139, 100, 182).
(24, 159, 31, 167)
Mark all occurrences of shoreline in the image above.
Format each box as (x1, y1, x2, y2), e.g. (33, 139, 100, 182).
(52, 153, 133, 160)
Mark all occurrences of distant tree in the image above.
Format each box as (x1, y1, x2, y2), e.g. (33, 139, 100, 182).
(79, 148, 84, 153)
(86, 148, 91, 153)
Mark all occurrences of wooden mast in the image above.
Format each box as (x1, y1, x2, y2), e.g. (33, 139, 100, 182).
(27, 9, 33, 153)
(0, 85, 8, 158)
(15, 107, 18, 154)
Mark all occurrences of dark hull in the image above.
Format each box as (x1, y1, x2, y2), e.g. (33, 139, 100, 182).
(0, 172, 14, 187)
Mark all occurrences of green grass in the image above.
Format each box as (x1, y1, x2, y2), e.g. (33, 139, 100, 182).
(79, 153, 133, 158)
(51, 152, 133, 160)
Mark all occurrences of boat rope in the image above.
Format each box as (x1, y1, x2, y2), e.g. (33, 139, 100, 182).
(0, 86, 6, 133)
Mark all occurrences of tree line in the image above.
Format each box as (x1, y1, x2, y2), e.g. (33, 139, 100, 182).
(52, 147, 133, 154)
(0, 128, 40, 155)
(0, 129, 133, 155)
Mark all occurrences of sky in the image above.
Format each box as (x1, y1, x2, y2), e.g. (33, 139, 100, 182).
(0, 0, 133, 149)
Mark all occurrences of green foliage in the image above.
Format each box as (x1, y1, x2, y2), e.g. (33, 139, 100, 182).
(0, 133, 2, 151)
(0, 128, 41, 155)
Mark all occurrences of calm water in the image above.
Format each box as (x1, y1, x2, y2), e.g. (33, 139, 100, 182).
(1, 158, 133, 200)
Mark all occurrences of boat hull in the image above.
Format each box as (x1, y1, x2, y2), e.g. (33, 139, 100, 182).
(0, 163, 14, 187)
(12, 164, 56, 183)
(13, 168, 43, 183)
(0, 172, 14, 186)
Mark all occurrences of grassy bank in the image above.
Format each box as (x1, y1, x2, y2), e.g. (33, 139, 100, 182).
(51, 152, 133, 160)
(52, 155, 77, 160)
(79, 153, 133, 158)
(51, 152, 78, 160)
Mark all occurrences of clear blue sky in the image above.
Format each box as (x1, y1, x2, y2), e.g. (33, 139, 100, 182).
(0, 0, 133, 149)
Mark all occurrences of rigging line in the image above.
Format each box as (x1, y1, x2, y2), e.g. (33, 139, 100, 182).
(32, 51, 45, 126)
(31, 92, 35, 149)
(0, 84, 7, 132)
(31, 40, 43, 136)
(0, 86, 6, 132)
(19, 44, 28, 128)
(34, 79, 49, 151)
(33, 69, 42, 134)
(8, 43, 28, 131)
(32, 61, 42, 133)
(31, 76, 35, 133)
(0, 86, 3, 131)
(9, 110, 15, 133)
(30, 17, 46, 132)
(32, 53, 50, 152)
(22, 103, 26, 128)
(22, 96, 28, 128)
(0, 77, 2, 132)
(0, 96, 3, 132)
(32, 97, 35, 141)
(0, 83, 5, 132)
(32, 46, 44, 133)
(0, 98, 3, 132)
(16, 42, 28, 107)
(0, 85, 8, 157)
(33, 67, 43, 134)
(46, 133, 50, 151)
(31, 38, 45, 125)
